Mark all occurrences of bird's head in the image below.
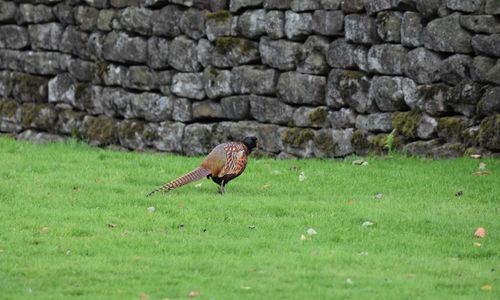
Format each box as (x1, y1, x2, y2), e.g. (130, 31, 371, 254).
(242, 136, 258, 153)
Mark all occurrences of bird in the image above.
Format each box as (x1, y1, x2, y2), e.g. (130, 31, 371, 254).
(147, 136, 258, 196)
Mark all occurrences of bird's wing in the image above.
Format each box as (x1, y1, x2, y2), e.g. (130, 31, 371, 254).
(201, 144, 227, 176)
(218, 143, 248, 178)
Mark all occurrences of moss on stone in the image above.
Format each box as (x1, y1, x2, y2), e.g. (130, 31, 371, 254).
(352, 129, 369, 150)
(392, 110, 421, 138)
(313, 131, 337, 156)
(421, 84, 447, 101)
(282, 127, 314, 147)
(86, 116, 117, 145)
(21, 103, 37, 128)
(338, 71, 365, 99)
(308, 107, 327, 125)
(437, 116, 467, 142)
(205, 10, 232, 23)
(477, 115, 500, 150)
(214, 37, 254, 55)
(94, 61, 109, 82)
(118, 120, 144, 139)
(0, 99, 18, 119)
(377, 11, 391, 26)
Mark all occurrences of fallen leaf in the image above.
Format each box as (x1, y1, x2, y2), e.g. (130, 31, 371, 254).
(346, 199, 355, 205)
(306, 228, 317, 236)
(352, 159, 365, 165)
(455, 190, 464, 197)
(473, 242, 481, 247)
(300, 234, 307, 241)
(361, 161, 369, 166)
(107, 223, 117, 228)
(188, 291, 199, 298)
(147, 206, 155, 213)
(194, 183, 202, 188)
(374, 193, 383, 200)
(139, 292, 150, 300)
(405, 273, 416, 279)
(470, 154, 481, 159)
(262, 183, 271, 189)
(271, 170, 281, 175)
(122, 230, 128, 236)
(40, 227, 49, 234)
(362, 221, 374, 228)
(66, 250, 71, 255)
(472, 170, 492, 176)
(479, 162, 487, 171)
(474, 227, 486, 238)
(346, 278, 354, 285)
(481, 284, 492, 292)
(299, 171, 306, 182)
(358, 251, 368, 256)
(72, 186, 80, 192)
(248, 225, 256, 229)
(240, 286, 251, 290)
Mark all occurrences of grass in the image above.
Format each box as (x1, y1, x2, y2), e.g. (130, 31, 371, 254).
(0, 135, 498, 299)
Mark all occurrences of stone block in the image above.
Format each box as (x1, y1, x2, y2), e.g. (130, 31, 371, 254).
(401, 11, 423, 47)
(231, 66, 278, 95)
(402, 47, 442, 84)
(220, 95, 251, 120)
(152, 5, 183, 37)
(328, 108, 357, 129)
(369, 76, 415, 112)
(312, 10, 344, 36)
(345, 14, 381, 45)
(356, 113, 393, 133)
(192, 100, 224, 119)
(293, 106, 329, 128)
(103, 31, 147, 64)
(285, 11, 313, 40)
(147, 37, 170, 70)
(16, 4, 55, 24)
(237, 9, 267, 38)
(203, 66, 233, 99)
(205, 10, 237, 41)
(149, 121, 185, 153)
(119, 6, 153, 35)
(249, 96, 295, 125)
(180, 8, 206, 39)
(376, 11, 402, 43)
(367, 44, 408, 75)
(0, 26, 29, 50)
(11, 72, 49, 103)
(167, 36, 201, 72)
(28, 23, 63, 51)
(265, 10, 285, 39)
(172, 72, 205, 100)
(446, 0, 483, 13)
(423, 13, 473, 54)
(326, 69, 375, 113)
(75, 5, 99, 31)
(439, 54, 472, 85)
(211, 37, 260, 67)
(460, 15, 500, 34)
(259, 37, 303, 70)
(230, 0, 263, 12)
(277, 72, 326, 105)
(471, 34, 500, 57)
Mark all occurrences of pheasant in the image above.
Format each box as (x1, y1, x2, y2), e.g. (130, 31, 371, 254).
(147, 136, 258, 196)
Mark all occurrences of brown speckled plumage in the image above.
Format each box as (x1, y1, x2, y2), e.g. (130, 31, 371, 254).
(147, 136, 258, 196)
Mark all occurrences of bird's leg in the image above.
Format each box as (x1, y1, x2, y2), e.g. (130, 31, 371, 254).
(218, 180, 225, 195)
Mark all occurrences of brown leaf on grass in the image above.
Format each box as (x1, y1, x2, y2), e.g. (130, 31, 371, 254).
(289, 165, 301, 171)
(261, 183, 271, 189)
(40, 227, 49, 234)
(72, 186, 80, 192)
(472, 170, 492, 176)
(139, 292, 150, 300)
(107, 223, 118, 228)
(346, 199, 355, 205)
(481, 284, 492, 292)
(188, 291, 199, 298)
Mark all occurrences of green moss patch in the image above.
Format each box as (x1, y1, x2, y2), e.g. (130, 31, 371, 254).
(86, 116, 118, 145)
(0, 99, 18, 120)
(313, 131, 337, 156)
(205, 10, 232, 23)
(478, 115, 500, 150)
(214, 37, 255, 55)
(308, 107, 328, 125)
(392, 110, 421, 139)
(437, 116, 467, 143)
(282, 127, 314, 148)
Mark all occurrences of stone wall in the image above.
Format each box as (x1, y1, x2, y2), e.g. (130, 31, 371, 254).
(1, 0, 499, 158)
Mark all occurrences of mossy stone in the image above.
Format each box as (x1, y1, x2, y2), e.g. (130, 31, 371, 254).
(21, 103, 38, 128)
(352, 129, 369, 152)
(94, 61, 109, 82)
(0, 99, 18, 119)
(478, 115, 500, 150)
(205, 10, 232, 23)
(282, 127, 314, 147)
(86, 116, 118, 146)
(392, 110, 421, 138)
(437, 116, 467, 143)
(313, 131, 337, 156)
(214, 37, 254, 55)
(308, 107, 328, 125)
(118, 120, 145, 140)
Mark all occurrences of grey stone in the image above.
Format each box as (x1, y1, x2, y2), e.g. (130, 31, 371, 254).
(85, 86, 105, 115)
(341, 0, 365, 12)
(0, 26, 29, 50)
(75, 5, 99, 31)
(345, 14, 381, 45)
(417, 114, 438, 139)
(311, 128, 353, 157)
(55, 109, 86, 137)
(172, 98, 193, 122)
(150, 121, 185, 153)
(168, 36, 201, 72)
(118, 119, 147, 150)
(16, 4, 55, 24)
(303, 35, 330, 57)
(0, 71, 13, 97)
(110, 0, 140, 7)
(471, 56, 496, 82)
(119, 7, 153, 35)
(356, 113, 393, 133)
(192, 100, 224, 119)
(423, 13, 473, 54)
(82, 115, 118, 146)
(249, 96, 295, 125)
(471, 34, 500, 57)
(48, 73, 74, 105)
(259, 37, 303, 71)
(124, 66, 155, 91)
(53, 3, 76, 25)
(208, 0, 230, 11)
(369, 76, 413, 112)
(312, 10, 344, 36)
(0, 1, 17, 23)
(263, 0, 290, 9)
(448, 81, 483, 116)
(84, 0, 109, 8)
(147, 37, 169, 70)
(402, 139, 440, 157)
(326, 69, 375, 113)
(220, 95, 251, 120)
(432, 143, 466, 158)
(0, 98, 21, 133)
(293, 106, 329, 128)
(152, 5, 183, 37)
(415, 0, 442, 19)
(17, 130, 65, 144)
(211, 37, 260, 67)
(402, 47, 442, 84)
(485, 0, 500, 14)
(172, 72, 205, 100)
(439, 54, 472, 85)
(477, 86, 500, 116)
(376, 11, 402, 43)
(326, 40, 369, 70)
(367, 44, 408, 75)
(328, 108, 357, 129)
(23, 51, 68, 76)
(196, 39, 213, 67)
(416, 84, 451, 116)
(291, 0, 321, 11)
(446, 0, 483, 12)
(230, 0, 263, 12)
(438, 2, 452, 17)
(231, 66, 278, 95)
(87, 32, 105, 61)
(205, 10, 237, 41)
(180, 8, 206, 39)
(285, 11, 313, 40)
(366, 0, 417, 15)
(97, 9, 116, 31)
(277, 72, 326, 105)
(203, 66, 233, 99)
(486, 60, 500, 84)
(20, 103, 57, 131)
(297, 51, 329, 75)
(460, 15, 500, 34)
(28, 23, 63, 51)
(60, 26, 90, 59)
(0, 49, 22, 71)
(401, 12, 423, 47)
(103, 31, 147, 64)
(320, 0, 341, 9)
(237, 9, 267, 38)
(280, 127, 315, 157)
(101, 63, 126, 86)
(478, 114, 500, 150)
(265, 10, 284, 39)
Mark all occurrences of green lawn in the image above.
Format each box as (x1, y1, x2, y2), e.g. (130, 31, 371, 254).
(0, 136, 498, 299)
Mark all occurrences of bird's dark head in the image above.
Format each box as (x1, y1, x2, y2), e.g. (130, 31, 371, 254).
(242, 136, 258, 153)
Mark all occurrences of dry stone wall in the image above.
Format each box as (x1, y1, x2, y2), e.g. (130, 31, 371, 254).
(1, 0, 499, 158)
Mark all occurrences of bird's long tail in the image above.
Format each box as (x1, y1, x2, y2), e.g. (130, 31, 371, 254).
(146, 167, 212, 197)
